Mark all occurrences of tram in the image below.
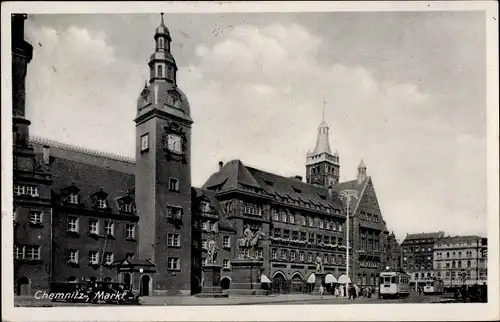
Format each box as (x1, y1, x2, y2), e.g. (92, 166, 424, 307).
(378, 270, 411, 299)
(423, 279, 445, 295)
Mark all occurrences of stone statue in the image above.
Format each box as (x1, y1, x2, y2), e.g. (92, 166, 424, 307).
(237, 225, 265, 259)
(243, 225, 253, 247)
(315, 255, 324, 273)
(207, 238, 218, 264)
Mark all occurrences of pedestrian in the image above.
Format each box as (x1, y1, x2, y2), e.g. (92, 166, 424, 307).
(319, 285, 324, 298)
(335, 286, 340, 297)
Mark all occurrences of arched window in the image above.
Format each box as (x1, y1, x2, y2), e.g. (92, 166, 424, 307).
(446, 252, 450, 258)
(467, 260, 471, 267)
(167, 67, 174, 79)
(158, 38, 164, 49)
(452, 261, 456, 268)
(458, 261, 462, 268)
(157, 65, 163, 77)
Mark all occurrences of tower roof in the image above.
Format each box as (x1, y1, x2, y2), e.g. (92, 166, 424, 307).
(155, 13, 171, 39)
(311, 121, 332, 155)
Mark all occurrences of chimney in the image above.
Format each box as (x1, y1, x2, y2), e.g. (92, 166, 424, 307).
(218, 161, 223, 171)
(328, 185, 333, 197)
(42, 145, 50, 165)
(294, 175, 303, 182)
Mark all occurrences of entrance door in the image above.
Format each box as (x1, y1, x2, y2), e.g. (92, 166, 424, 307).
(123, 273, 131, 289)
(140, 275, 150, 296)
(16, 277, 30, 296)
(272, 273, 288, 294)
(221, 277, 231, 290)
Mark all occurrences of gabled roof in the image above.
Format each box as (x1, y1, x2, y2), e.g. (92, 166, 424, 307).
(203, 160, 260, 191)
(203, 159, 344, 210)
(192, 187, 236, 232)
(404, 231, 445, 241)
(114, 258, 155, 267)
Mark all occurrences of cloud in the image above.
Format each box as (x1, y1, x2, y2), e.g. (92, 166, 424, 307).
(23, 20, 486, 241)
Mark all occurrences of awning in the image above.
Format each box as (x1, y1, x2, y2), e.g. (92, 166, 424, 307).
(338, 274, 351, 284)
(260, 275, 271, 283)
(325, 274, 337, 284)
(307, 273, 316, 284)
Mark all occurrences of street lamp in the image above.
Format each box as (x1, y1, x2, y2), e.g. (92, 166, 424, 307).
(339, 189, 359, 283)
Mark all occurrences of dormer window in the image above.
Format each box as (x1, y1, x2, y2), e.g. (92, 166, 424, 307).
(97, 198, 107, 209)
(123, 203, 133, 213)
(69, 193, 79, 204)
(157, 65, 163, 77)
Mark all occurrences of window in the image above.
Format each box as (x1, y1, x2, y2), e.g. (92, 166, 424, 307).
(300, 217, 306, 225)
(167, 233, 180, 247)
(202, 258, 207, 266)
(307, 252, 313, 262)
(243, 202, 262, 216)
(273, 228, 281, 238)
(467, 260, 471, 267)
(299, 252, 305, 261)
(458, 261, 462, 268)
(169, 178, 179, 192)
(14, 245, 24, 259)
(202, 221, 209, 232)
(167, 206, 183, 219)
(104, 252, 114, 265)
(308, 217, 313, 227)
(140, 133, 149, 151)
(68, 250, 79, 264)
(319, 220, 324, 229)
(89, 251, 99, 264)
(89, 219, 99, 235)
(123, 202, 133, 213)
(446, 263, 450, 268)
(29, 211, 43, 224)
(126, 253, 134, 260)
(222, 259, 231, 269)
(223, 236, 231, 248)
(97, 198, 107, 209)
(427, 256, 431, 261)
(210, 222, 218, 233)
(281, 213, 287, 223)
(292, 231, 298, 241)
(69, 193, 79, 204)
(271, 248, 277, 259)
(283, 230, 290, 239)
(300, 232, 307, 241)
(157, 65, 163, 77)
(338, 223, 343, 232)
(272, 209, 279, 221)
(104, 221, 114, 236)
(290, 251, 296, 261)
(316, 234, 322, 244)
(168, 257, 180, 270)
(126, 224, 136, 240)
(446, 252, 450, 258)
(289, 214, 295, 224)
(158, 38, 164, 49)
(14, 185, 39, 197)
(202, 240, 207, 250)
(67, 216, 79, 233)
(26, 246, 41, 260)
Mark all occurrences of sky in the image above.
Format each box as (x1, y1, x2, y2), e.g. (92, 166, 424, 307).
(23, 11, 487, 241)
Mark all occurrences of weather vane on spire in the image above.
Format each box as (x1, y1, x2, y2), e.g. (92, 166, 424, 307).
(322, 96, 326, 122)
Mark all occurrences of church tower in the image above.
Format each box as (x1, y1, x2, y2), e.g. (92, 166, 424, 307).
(135, 14, 192, 295)
(306, 115, 339, 187)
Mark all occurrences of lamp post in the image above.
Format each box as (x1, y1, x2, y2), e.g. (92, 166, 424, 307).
(339, 189, 359, 284)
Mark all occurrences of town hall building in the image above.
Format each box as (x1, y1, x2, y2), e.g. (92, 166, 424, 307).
(13, 14, 397, 296)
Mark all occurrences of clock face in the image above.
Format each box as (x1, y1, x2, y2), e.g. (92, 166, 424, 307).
(167, 134, 182, 153)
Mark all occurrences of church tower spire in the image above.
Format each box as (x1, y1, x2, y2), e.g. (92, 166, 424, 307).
(306, 99, 340, 187)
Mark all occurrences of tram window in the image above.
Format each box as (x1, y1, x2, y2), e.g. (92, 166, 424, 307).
(392, 277, 397, 283)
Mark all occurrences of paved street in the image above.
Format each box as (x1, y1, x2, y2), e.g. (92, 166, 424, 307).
(15, 291, 449, 307)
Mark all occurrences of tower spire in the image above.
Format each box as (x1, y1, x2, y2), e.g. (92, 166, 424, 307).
(322, 96, 326, 123)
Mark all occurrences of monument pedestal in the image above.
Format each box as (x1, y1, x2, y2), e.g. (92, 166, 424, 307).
(228, 259, 270, 295)
(312, 272, 326, 295)
(195, 264, 228, 298)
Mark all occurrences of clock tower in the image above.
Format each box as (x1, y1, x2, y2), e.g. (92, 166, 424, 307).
(135, 14, 193, 295)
